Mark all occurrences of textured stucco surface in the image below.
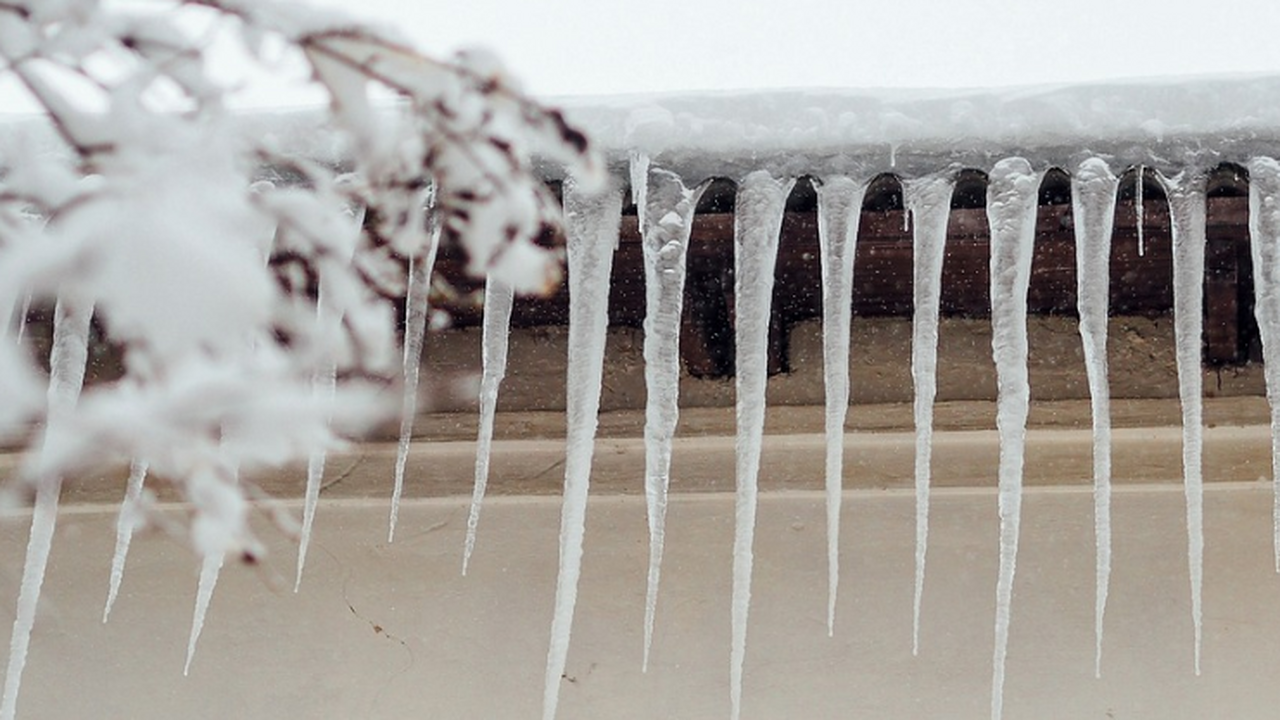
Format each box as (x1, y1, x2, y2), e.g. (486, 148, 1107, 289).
(1, 484, 1278, 719)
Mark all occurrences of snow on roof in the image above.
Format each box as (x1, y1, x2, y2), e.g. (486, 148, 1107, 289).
(556, 74, 1280, 180)
(8, 74, 1280, 182)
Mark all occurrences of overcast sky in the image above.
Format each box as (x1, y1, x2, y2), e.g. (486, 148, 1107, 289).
(6, 0, 1280, 114)
(312, 0, 1280, 97)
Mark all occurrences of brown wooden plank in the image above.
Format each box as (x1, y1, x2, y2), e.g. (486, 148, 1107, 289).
(428, 195, 1256, 373)
(1205, 226, 1241, 364)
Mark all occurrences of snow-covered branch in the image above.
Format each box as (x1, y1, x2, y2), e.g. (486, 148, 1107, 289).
(0, 0, 598, 559)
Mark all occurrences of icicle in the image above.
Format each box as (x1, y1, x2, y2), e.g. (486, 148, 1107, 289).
(730, 171, 794, 720)
(905, 174, 955, 655)
(813, 176, 866, 637)
(462, 277, 514, 576)
(1161, 170, 1207, 675)
(637, 168, 706, 670)
(1071, 158, 1119, 679)
(294, 358, 335, 591)
(630, 150, 651, 231)
(1, 480, 59, 720)
(295, 203, 362, 583)
(183, 551, 225, 676)
(13, 294, 30, 345)
(986, 158, 1041, 720)
(389, 229, 440, 542)
(1247, 157, 1280, 574)
(1, 296, 92, 720)
(541, 180, 621, 720)
(295, 282, 340, 591)
(103, 460, 149, 622)
(1136, 166, 1146, 257)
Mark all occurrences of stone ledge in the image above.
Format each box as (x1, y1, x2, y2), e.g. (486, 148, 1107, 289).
(22, 422, 1271, 505)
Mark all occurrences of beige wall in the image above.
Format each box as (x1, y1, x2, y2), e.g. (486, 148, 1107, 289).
(3, 484, 1279, 719)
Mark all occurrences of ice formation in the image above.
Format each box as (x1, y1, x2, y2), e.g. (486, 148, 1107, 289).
(13, 296, 30, 345)
(630, 151, 651, 231)
(1, 482, 58, 720)
(1248, 157, 1280, 573)
(462, 277, 515, 576)
(1161, 170, 1207, 676)
(1135, 166, 1146, 257)
(1071, 158, 1120, 678)
(184, 551, 225, 676)
(638, 168, 706, 670)
(295, 287, 339, 591)
(295, 357, 335, 591)
(904, 174, 955, 654)
(541, 181, 622, 720)
(730, 171, 794, 720)
(103, 459, 149, 622)
(813, 176, 866, 637)
(985, 158, 1041, 720)
(1, 297, 93, 720)
(389, 236, 440, 542)
(9, 77, 1280, 720)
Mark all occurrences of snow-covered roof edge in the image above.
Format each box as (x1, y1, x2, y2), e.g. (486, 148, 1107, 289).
(7, 74, 1280, 182)
(555, 74, 1280, 180)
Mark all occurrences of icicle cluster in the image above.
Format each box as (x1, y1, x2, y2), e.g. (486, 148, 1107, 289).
(0, 2, 600, 718)
(0, 6, 1270, 716)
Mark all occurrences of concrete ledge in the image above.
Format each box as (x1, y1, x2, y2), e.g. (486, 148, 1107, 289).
(4, 398, 1274, 504)
(22, 424, 1269, 505)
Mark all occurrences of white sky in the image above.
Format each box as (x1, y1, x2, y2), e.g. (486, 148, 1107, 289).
(5, 0, 1280, 113)
(311, 0, 1280, 97)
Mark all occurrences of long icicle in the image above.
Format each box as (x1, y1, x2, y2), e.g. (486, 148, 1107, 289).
(183, 551, 225, 676)
(814, 176, 866, 637)
(905, 174, 955, 655)
(638, 168, 706, 670)
(986, 158, 1041, 720)
(295, 357, 336, 591)
(730, 171, 795, 720)
(1247, 157, 1280, 573)
(295, 281, 339, 591)
(13, 294, 31, 345)
(103, 459, 149, 622)
(1161, 170, 1207, 675)
(389, 229, 440, 542)
(294, 204, 362, 585)
(1, 295, 93, 720)
(541, 180, 621, 720)
(462, 276, 514, 575)
(1071, 159, 1119, 678)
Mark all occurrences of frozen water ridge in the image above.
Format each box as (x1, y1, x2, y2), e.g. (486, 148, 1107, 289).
(12, 76, 1280, 720)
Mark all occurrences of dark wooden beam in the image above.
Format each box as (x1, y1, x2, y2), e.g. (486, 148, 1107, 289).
(431, 195, 1255, 378)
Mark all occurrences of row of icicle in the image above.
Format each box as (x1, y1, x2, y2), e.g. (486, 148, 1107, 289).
(5, 156, 1280, 720)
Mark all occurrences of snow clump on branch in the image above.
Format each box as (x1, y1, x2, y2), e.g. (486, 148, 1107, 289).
(0, 0, 601, 560)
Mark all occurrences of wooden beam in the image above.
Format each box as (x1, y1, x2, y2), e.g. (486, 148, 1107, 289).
(430, 196, 1254, 377)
